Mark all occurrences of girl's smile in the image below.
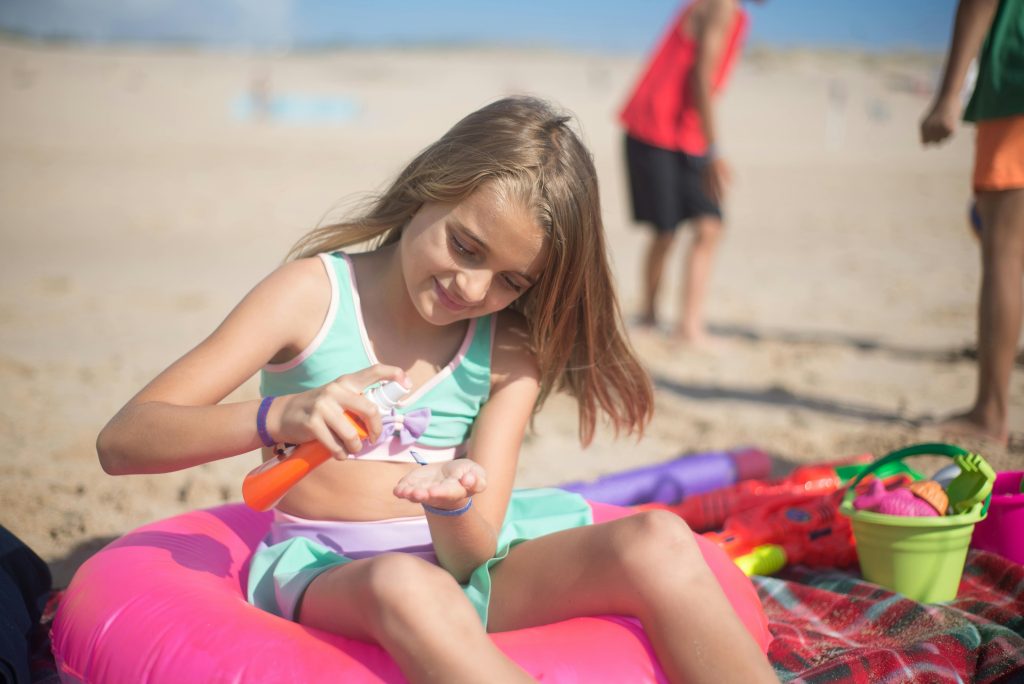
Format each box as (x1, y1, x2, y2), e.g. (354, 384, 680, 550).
(433, 277, 472, 312)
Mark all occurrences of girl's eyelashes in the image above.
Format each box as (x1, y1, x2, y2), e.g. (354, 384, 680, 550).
(502, 275, 525, 293)
(449, 232, 474, 257)
(448, 228, 527, 294)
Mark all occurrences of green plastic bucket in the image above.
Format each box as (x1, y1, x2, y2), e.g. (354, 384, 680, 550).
(839, 444, 990, 603)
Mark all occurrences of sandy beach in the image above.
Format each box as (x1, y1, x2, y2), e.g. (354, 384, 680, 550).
(0, 37, 1020, 587)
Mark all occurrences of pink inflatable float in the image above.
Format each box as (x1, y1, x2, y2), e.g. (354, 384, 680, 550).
(51, 501, 771, 683)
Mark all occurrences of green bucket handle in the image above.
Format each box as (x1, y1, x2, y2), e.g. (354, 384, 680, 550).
(842, 442, 992, 516)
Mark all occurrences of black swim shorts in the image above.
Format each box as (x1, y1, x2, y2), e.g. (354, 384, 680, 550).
(625, 133, 722, 233)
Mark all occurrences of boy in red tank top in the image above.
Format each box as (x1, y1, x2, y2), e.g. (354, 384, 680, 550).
(620, 0, 756, 346)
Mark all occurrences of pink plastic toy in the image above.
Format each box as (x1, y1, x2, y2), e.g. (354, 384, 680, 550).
(52, 501, 771, 683)
(853, 479, 939, 517)
(971, 471, 1024, 564)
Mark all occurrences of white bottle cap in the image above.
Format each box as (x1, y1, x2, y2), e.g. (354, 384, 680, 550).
(371, 380, 409, 410)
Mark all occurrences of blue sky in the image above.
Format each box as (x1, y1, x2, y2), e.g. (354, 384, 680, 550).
(0, 0, 959, 54)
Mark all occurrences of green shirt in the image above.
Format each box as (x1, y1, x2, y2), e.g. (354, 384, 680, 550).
(965, 0, 1024, 122)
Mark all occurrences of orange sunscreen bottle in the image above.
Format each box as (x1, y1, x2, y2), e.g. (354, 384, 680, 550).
(242, 381, 409, 511)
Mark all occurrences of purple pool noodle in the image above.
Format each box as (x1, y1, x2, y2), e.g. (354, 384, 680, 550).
(561, 452, 732, 505)
(560, 448, 769, 506)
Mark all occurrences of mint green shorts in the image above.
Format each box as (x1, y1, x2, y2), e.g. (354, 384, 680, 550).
(247, 488, 592, 628)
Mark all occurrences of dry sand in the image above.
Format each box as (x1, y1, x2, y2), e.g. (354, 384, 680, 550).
(0, 38, 1020, 586)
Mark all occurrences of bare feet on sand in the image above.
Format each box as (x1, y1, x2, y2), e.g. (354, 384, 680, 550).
(669, 325, 721, 352)
(629, 315, 722, 352)
(925, 411, 1008, 448)
(632, 313, 661, 331)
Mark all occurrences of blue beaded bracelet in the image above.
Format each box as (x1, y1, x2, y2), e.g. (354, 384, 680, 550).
(422, 498, 473, 517)
(256, 396, 276, 447)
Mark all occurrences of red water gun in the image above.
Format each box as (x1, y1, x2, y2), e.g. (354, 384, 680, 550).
(701, 472, 916, 575)
(639, 454, 873, 532)
(703, 490, 858, 573)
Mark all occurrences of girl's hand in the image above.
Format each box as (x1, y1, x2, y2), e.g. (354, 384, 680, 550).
(393, 460, 488, 509)
(271, 364, 408, 458)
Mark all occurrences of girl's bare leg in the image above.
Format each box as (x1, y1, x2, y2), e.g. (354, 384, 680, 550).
(487, 510, 776, 684)
(299, 553, 531, 684)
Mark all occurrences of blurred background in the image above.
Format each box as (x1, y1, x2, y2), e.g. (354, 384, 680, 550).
(1, 0, 1018, 584)
(0, 1, 960, 52)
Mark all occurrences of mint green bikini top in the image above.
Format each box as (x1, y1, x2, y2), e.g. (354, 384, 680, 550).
(260, 252, 493, 459)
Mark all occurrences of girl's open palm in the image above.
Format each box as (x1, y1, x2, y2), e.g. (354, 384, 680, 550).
(393, 460, 487, 509)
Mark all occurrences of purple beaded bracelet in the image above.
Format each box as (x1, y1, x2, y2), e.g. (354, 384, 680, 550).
(256, 396, 276, 448)
(422, 498, 473, 517)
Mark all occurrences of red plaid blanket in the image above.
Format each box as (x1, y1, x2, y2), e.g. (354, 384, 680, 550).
(755, 550, 1024, 683)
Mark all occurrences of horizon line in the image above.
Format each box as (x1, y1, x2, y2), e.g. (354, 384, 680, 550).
(0, 27, 946, 59)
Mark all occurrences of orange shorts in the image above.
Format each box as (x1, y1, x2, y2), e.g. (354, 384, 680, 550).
(973, 115, 1024, 192)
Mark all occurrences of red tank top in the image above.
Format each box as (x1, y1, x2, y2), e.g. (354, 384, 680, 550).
(619, 1, 748, 155)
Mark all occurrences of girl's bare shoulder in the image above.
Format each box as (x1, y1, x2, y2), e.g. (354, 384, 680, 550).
(232, 257, 333, 361)
(490, 308, 539, 384)
(248, 257, 331, 316)
(263, 255, 329, 292)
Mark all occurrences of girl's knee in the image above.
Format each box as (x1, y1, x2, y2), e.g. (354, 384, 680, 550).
(362, 554, 476, 633)
(610, 510, 703, 579)
(624, 509, 695, 543)
(365, 553, 457, 605)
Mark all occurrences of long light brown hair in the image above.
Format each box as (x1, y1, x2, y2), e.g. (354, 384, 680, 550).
(289, 96, 652, 445)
